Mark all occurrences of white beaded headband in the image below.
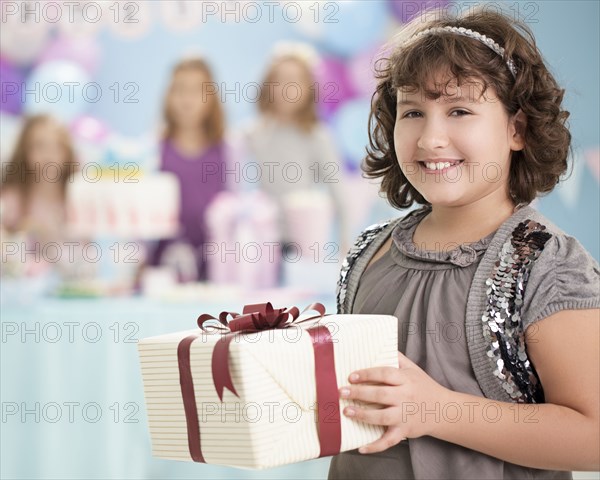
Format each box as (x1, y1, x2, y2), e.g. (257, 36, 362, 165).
(412, 26, 517, 79)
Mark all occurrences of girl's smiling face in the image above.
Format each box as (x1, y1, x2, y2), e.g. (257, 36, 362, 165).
(394, 75, 525, 208)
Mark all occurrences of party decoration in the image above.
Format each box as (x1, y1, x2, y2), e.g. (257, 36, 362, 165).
(585, 147, 600, 185)
(294, 2, 326, 40)
(331, 99, 371, 169)
(0, 13, 50, 65)
(314, 55, 356, 119)
(204, 190, 281, 289)
(0, 58, 24, 114)
(388, 0, 450, 23)
(66, 173, 180, 240)
(69, 115, 112, 166)
(70, 115, 110, 145)
(24, 60, 91, 122)
(280, 189, 334, 258)
(160, 1, 204, 32)
(348, 46, 382, 98)
(101, 133, 160, 171)
(37, 35, 102, 75)
(105, 1, 153, 40)
(57, 0, 105, 38)
(315, 1, 388, 57)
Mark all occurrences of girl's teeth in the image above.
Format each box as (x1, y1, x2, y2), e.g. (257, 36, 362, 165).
(425, 161, 452, 170)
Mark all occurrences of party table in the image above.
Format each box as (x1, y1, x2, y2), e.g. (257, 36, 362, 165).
(1, 290, 336, 479)
(4, 290, 596, 480)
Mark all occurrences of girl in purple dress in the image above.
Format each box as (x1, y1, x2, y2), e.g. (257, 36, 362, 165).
(149, 57, 227, 281)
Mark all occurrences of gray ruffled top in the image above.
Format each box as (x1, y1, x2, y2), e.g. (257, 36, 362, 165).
(328, 205, 573, 480)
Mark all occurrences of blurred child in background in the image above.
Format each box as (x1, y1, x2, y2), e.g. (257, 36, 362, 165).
(242, 43, 350, 262)
(1, 114, 77, 245)
(149, 57, 228, 281)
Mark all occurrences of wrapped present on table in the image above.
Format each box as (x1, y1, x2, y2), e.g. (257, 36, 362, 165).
(137, 302, 398, 469)
(204, 190, 281, 289)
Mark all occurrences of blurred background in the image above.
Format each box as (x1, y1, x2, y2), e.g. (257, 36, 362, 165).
(1, 1, 598, 479)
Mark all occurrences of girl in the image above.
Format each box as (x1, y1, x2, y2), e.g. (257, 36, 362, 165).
(1, 114, 77, 245)
(149, 57, 227, 281)
(242, 43, 350, 262)
(329, 6, 599, 480)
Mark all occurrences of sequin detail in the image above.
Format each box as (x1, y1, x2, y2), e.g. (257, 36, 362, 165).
(482, 220, 552, 403)
(336, 220, 392, 313)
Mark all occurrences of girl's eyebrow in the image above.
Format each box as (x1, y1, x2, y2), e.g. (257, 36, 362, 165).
(396, 99, 420, 106)
(397, 95, 479, 106)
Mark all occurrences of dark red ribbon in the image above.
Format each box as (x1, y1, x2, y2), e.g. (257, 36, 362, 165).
(176, 302, 342, 463)
(177, 336, 205, 463)
(308, 325, 342, 458)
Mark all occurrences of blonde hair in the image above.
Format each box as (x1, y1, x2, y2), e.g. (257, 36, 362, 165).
(162, 57, 225, 144)
(258, 44, 320, 132)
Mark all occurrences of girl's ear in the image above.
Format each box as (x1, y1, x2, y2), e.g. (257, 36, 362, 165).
(509, 109, 527, 151)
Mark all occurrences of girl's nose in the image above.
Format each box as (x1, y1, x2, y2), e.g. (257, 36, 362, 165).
(416, 117, 450, 151)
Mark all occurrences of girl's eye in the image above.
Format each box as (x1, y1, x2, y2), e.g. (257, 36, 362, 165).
(451, 109, 470, 117)
(401, 110, 470, 119)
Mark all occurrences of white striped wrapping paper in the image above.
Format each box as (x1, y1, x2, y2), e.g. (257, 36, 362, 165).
(137, 314, 398, 469)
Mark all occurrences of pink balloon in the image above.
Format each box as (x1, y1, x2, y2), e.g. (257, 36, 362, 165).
(314, 56, 357, 119)
(0, 57, 24, 114)
(37, 35, 101, 75)
(70, 116, 110, 145)
(348, 47, 382, 98)
(585, 148, 600, 185)
(0, 12, 51, 66)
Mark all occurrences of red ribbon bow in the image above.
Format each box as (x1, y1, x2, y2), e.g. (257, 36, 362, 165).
(198, 302, 308, 333)
(197, 302, 326, 401)
(177, 302, 341, 463)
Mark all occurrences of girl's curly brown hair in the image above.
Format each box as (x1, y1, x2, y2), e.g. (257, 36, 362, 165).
(365, 5, 572, 209)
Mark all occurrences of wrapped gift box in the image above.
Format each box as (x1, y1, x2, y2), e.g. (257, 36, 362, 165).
(138, 307, 398, 469)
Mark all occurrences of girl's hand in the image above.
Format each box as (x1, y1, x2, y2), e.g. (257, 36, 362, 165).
(338, 351, 452, 454)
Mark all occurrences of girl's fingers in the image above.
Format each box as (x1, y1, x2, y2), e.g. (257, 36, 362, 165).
(339, 384, 398, 405)
(342, 404, 401, 426)
(347, 354, 418, 386)
(398, 351, 416, 369)
(357, 426, 406, 454)
(348, 366, 403, 385)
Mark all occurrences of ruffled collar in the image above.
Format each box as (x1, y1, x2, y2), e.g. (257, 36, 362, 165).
(391, 205, 497, 268)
